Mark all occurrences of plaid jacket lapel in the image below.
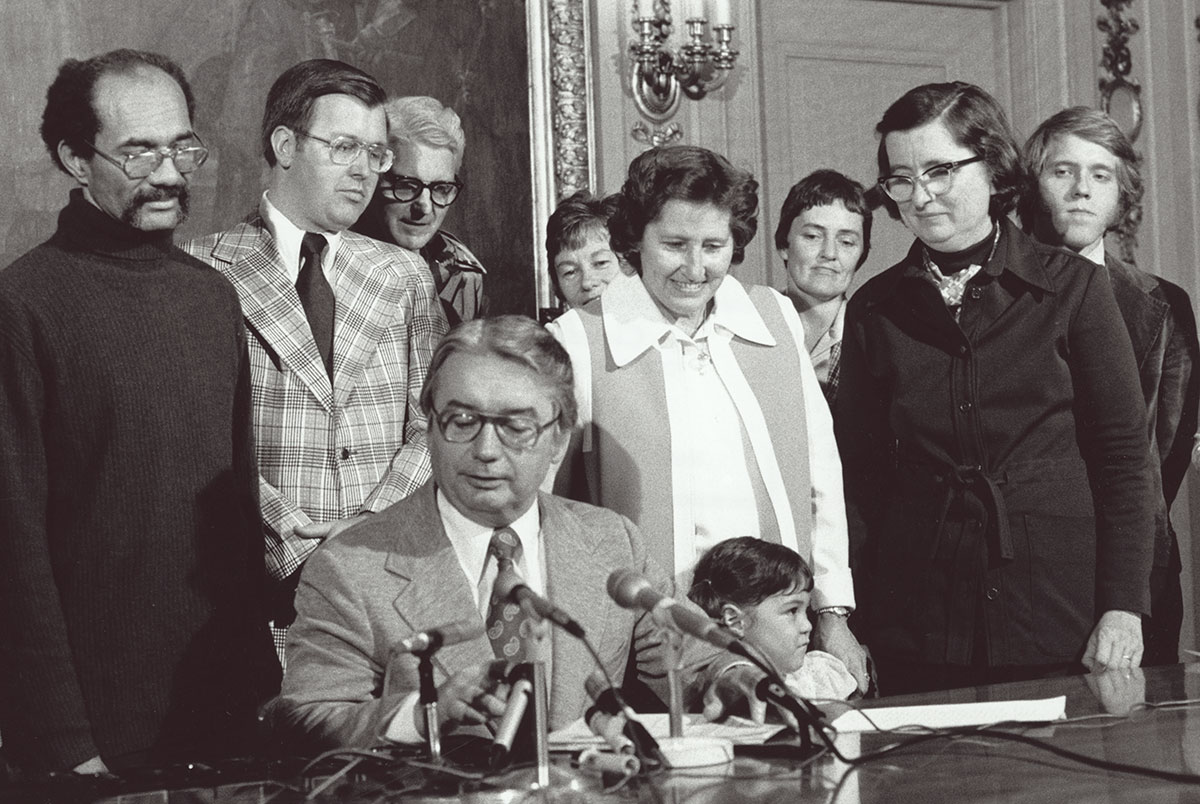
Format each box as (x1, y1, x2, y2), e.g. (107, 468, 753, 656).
(211, 217, 333, 410)
(331, 237, 405, 409)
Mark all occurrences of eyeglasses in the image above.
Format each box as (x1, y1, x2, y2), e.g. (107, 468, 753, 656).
(87, 135, 209, 179)
(379, 175, 463, 207)
(294, 129, 394, 174)
(878, 155, 984, 203)
(431, 406, 560, 450)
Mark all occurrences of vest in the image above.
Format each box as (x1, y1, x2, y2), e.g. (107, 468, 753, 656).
(575, 285, 813, 576)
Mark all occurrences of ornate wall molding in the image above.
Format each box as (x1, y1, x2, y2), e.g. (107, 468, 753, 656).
(1097, 0, 1142, 264)
(529, 0, 595, 313)
(1098, 0, 1143, 143)
(548, 0, 594, 199)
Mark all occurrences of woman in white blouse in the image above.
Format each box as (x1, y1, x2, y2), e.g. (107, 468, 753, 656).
(548, 145, 867, 692)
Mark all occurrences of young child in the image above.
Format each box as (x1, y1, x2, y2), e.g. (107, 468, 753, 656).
(545, 190, 621, 309)
(689, 537, 858, 701)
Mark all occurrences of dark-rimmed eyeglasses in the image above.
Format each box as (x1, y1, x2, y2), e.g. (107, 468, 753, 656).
(379, 175, 462, 207)
(87, 135, 209, 179)
(878, 155, 984, 203)
(431, 406, 559, 450)
(294, 129, 394, 174)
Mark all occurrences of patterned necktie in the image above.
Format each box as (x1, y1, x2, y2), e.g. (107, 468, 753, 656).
(296, 232, 334, 378)
(484, 527, 534, 663)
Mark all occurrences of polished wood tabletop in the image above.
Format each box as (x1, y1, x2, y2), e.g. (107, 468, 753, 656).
(15, 663, 1200, 803)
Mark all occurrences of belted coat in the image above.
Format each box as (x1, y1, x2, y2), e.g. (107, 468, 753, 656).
(835, 219, 1156, 667)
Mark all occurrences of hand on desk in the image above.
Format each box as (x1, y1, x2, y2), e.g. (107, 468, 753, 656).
(412, 658, 510, 738)
(1082, 609, 1143, 672)
(1085, 665, 1146, 716)
(702, 663, 801, 733)
(813, 614, 869, 694)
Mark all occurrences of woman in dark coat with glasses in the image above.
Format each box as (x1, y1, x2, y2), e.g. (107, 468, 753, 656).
(836, 82, 1156, 695)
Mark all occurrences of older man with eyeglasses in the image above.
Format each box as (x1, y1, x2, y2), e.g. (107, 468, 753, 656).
(352, 96, 488, 326)
(0, 49, 279, 775)
(267, 315, 730, 753)
(184, 60, 447, 664)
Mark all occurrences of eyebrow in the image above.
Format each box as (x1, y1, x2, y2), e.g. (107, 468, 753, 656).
(116, 132, 196, 150)
(1050, 159, 1116, 170)
(800, 223, 862, 235)
(442, 400, 541, 417)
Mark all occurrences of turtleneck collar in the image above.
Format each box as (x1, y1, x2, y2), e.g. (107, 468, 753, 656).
(925, 221, 998, 275)
(54, 188, 177, 262)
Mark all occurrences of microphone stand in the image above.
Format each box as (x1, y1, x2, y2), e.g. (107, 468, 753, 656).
(415, 645, 443, 762)
(732, 642, 835, 761)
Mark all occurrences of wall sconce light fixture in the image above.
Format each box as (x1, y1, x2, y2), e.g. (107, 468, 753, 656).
(630, 0, 739, 122)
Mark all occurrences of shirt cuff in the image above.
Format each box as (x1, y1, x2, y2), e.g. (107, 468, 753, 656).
(383, 692, 424, 744)
(811, 567, 856, 611)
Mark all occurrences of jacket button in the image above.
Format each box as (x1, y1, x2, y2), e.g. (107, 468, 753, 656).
(969, 287, 983, 300)
(986, 587, 999, 600)
(958, 401, 973, 413)
(340, 447, 351, 460)
(958, 344, 968, 356)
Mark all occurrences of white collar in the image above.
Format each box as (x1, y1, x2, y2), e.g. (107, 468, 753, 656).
(436, 487, 542, 589)
(601, 271, 776, 367)
(1078, 238, 1105, 266)
(259, 191, 343, 282)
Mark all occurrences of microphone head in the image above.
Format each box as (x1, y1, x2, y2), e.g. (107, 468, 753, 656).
(494, 566, 524, 600)
(607, 568, 651, 609)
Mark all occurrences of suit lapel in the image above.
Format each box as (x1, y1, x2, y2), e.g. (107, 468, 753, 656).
(331, 238, 405, 409)
(213, 218, 333, 409)
(385, 485, 493, 681)
(1107, 256, 1168, 371)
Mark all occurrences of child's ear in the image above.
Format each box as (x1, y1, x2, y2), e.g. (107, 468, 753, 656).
(719, 603, 747, 637)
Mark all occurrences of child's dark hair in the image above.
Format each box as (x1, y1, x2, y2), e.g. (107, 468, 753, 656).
(688, 537, 814, 617)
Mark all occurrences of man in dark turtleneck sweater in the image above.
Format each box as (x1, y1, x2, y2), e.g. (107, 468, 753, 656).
(0, 50, 279, 776)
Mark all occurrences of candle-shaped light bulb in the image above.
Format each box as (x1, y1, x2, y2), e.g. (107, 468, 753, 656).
(712, 0, 732, 26)
(636, 0, 655, 19)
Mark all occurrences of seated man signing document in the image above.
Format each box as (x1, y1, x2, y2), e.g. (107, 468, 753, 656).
(267, 315, 730, 750)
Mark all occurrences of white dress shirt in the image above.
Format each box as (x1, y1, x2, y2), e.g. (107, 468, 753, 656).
(260, 191, 344, 288)
(550, 271, 855, 608)
(385, 491, 546, 743)
(806, 296, 847, 388)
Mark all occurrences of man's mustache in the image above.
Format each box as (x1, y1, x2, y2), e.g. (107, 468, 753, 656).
(134, 185, 187, 204)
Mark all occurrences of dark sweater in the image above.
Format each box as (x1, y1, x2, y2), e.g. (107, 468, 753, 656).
(0, 191, 280, 772)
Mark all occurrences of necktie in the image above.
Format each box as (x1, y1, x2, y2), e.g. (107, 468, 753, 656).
(296, 232, 334, 378)
(484, 527, 534, 663)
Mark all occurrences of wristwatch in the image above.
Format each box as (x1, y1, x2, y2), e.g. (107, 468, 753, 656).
(816, 606, 852, 618)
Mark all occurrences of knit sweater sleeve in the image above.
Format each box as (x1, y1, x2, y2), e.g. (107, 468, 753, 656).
(0, 291, 98, 769)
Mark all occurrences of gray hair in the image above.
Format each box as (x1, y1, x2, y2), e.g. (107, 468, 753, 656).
(420, 315, 577, 429)
(385, 96, 465, 170)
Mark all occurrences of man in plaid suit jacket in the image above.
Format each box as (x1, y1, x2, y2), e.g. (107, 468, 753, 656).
(185, 60, 447, 653)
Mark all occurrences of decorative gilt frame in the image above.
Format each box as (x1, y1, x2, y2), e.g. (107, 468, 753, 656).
(529, 0, 595, 315)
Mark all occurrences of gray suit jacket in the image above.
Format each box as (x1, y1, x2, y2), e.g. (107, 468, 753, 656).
(268, 481, 706, 750)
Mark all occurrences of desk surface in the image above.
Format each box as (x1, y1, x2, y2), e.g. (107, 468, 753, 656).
(15, 663, 1200, 803)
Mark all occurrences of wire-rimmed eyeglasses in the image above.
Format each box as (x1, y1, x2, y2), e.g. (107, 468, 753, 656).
(87, 134, 209, 179)
(294, 129, 394, 174)
(878, 155, 984, 203)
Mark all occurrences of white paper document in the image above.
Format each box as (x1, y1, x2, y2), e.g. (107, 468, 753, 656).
(830, 695, 1067, 733)
(549, 713, 786, 750)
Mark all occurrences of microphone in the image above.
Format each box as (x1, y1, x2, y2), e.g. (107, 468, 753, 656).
(489, 676, 534, 769)
(585, 673, 662, 761)
(754, 676, 832, 734)
(606, 569, 741, 651)
(393, 620, 485, 654)
(495, 568, 586, 639)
